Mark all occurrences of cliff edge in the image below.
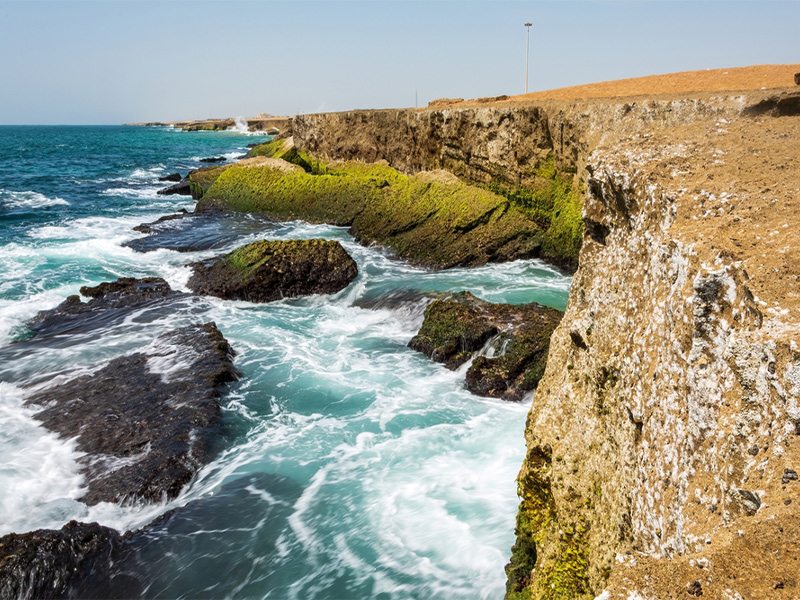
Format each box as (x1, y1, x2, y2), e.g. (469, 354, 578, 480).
(291, 80, 800, 598)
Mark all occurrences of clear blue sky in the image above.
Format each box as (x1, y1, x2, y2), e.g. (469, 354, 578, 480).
(1, 0, 798, 124)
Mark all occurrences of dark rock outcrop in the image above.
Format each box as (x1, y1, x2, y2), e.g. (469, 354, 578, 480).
(795, 72, 800, 86)
(409, 292, 562, 401)
(27, 277, 188, 339)
(158, 173, 182, 182)
(199, 156, 226, 163)
(25, 322, 239, 505)
(157, 176, 192, 196)
(187, 238, 358, 303)
(0, 521, 122, 600)
(126, 210, 275, 254)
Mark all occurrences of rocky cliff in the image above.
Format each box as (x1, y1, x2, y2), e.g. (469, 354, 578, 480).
(293, 89, 800, 599)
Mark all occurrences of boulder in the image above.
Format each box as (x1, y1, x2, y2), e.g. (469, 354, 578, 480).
(158, 172, 182, 182)
(409, 291, 562, 401)
(187, 238, 358, 303)
(0, 521, 122, 600)
(25, 322, 239, 505)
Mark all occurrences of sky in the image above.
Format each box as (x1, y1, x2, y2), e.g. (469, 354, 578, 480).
(0, 0, 798, 124)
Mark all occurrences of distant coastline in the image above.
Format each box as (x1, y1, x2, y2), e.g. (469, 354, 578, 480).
(126, 115, 291, 133)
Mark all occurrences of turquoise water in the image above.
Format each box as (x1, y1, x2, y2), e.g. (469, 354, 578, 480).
(0, 126, 571, 599)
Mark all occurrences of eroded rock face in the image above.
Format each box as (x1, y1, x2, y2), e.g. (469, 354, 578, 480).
(0, 521, 122, 600)
(408, 292, 562, 401)
(187, 238, 358, 303)
(25, 322, 239, 505)
(27, 277, 188, 339)
(507, 112, 800, 599)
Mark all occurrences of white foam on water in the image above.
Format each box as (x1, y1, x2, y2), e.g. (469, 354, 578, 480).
(101, 186, 164, 200)
(128, 166, 165, 180)
(0, 383, 87, 535)
(232, 117, 249, 134)
(0, 203, 572, 596)
(0, 189, 69, 209)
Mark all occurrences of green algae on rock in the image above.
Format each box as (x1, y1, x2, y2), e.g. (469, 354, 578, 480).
(246, 137, 316, 172)
(196, 159, 546, 269)
(487, 154, 583, 272)
(187, 238, 358, 303)
(408, 291, 562, 401)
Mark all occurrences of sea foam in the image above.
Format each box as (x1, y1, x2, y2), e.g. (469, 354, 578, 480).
(0, 189, 69, 209)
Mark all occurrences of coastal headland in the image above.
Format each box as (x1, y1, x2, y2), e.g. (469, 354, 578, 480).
(4, 63, 800, 599)
(215, 63, 800, 599)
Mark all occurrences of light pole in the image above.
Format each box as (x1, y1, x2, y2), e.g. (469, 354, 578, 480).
(524, 22, 532, 94)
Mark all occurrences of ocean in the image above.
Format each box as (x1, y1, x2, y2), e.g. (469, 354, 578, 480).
(0, 125, 571, 599)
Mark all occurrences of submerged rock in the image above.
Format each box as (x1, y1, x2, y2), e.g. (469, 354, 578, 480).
(187, 238, 358, 303)
(409, 291, 561, 401)
(0, 521, 123, 600)
(25, 322, 239, 505)
(126, 210, 275, 254)
(72, 473, 303, 598)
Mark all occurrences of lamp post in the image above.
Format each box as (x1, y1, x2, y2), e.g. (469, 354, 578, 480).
(524, 22, 532, 94)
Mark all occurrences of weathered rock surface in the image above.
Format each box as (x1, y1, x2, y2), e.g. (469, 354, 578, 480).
(27, 277, 188, 339)
(0, 521, 122, 600)
(506, 104, 800, 599)
(25, 322, 239, 505)
(187, 238, 358, 303)
(288, 87, 800, 598)
(409, 292, 562, 401)
(125, 210, 275, 254)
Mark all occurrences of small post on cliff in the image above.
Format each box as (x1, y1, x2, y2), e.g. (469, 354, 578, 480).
(524, 22, 532, 94)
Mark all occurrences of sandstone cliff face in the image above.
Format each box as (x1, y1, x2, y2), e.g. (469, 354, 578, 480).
(513, 98, 800, 599)
(293, 90, 800, 599)
(292, 94, 788, 187)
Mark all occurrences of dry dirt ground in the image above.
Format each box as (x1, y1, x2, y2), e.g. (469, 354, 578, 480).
(508, 63, 800, 102)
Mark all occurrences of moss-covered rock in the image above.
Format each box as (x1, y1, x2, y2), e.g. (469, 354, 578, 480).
(246, 137, 316, 172)
(487, 154, 583, 272)
(188, 164, 231, 200)
(187, 238, 358, 303)
(506, 446, 591, 600)
(408, 291, 562, 400)
(196, 160, 545, 269)
(408, 292, 499, 369)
